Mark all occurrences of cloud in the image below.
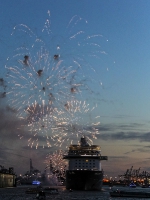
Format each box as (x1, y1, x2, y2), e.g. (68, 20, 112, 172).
(109, 155, 128, 159)
(88, 121, 150, 143)
(0, 96, 59, 173)
(98, 131, 150, 142)
(124, 145, 150, 155)
(1, 82, 150, 176)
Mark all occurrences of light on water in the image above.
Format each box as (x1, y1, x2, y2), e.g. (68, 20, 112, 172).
(1, 186, 150, 199)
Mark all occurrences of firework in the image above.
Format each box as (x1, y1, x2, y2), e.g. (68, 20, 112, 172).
(5, 12, 108, 147)
(45, 150, 67, 181)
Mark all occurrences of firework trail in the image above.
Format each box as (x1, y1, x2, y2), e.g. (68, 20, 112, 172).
(5, 12, 108, 148)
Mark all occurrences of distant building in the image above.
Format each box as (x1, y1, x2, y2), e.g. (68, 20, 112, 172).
(0, 166, 16, 188)
(17, 159, 42, 185)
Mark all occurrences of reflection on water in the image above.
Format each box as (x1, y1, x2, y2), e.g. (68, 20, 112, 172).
(0, 186, 150, 200)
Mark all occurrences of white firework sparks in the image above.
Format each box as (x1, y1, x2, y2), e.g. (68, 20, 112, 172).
(45, 150, 67, 180)
(5, 13, 108, 148)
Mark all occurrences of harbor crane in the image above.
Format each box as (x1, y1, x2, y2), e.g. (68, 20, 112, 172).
(119, 166, 150, 185)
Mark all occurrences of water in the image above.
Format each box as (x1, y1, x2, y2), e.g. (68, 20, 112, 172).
(0, 185, 150, 200)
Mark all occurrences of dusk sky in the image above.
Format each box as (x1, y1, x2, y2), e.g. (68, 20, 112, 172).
(1, 0, 150, 178)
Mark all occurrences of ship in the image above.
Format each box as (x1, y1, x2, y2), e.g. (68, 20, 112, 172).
(63, 136, 108, 190)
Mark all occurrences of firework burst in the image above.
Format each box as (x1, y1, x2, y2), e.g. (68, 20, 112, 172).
(5, 12, 108, 148)
(45, 150, 67, 181)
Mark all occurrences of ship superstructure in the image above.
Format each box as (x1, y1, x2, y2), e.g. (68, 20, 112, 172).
(63, 136, 108, 190)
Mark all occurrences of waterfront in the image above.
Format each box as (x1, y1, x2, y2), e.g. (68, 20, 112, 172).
(0, 186, 150, 200)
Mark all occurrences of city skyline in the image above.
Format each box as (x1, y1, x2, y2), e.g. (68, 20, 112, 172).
(0, 0, 150, 178)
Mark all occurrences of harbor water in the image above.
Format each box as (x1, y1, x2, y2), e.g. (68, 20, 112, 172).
(0, 185, 150, 200)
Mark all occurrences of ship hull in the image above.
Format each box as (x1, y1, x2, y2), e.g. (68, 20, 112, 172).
(65, 170, 103, 190)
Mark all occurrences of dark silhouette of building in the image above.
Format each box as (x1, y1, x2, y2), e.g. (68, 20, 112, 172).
(0, 165, 16, 188)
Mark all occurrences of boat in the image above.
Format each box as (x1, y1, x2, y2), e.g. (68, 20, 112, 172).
(110, 189, 150, 198)
(129, 182, 136, 188)
(63, 136, 108, 190)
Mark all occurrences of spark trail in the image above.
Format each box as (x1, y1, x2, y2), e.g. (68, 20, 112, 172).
(5, 12, 109, 148)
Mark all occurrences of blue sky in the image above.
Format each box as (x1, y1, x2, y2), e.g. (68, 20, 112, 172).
(1, 0, 150, 178)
